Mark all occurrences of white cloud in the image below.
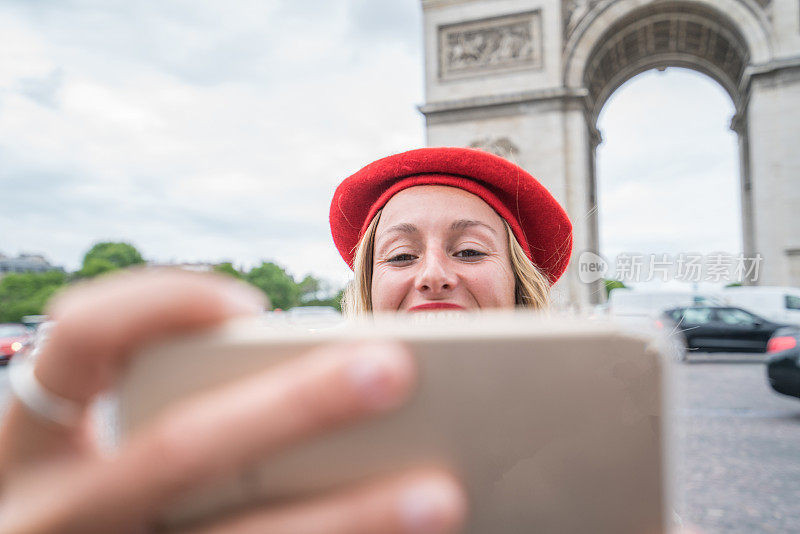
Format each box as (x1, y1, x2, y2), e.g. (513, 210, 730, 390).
(0, 0, 424, 287)
(1, 2, 741, 292)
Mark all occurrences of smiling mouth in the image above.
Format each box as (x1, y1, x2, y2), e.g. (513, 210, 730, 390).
(407, 303, 466, 312)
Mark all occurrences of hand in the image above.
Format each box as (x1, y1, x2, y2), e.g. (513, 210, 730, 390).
(0, 270, 465, 534)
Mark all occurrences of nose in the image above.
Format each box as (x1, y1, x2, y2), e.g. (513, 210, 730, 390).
(414, 251, 457, 295)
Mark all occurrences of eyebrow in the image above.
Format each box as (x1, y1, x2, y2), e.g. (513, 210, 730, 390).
(381, 220, 497, 237)
(450, 219, 497, 235)
(382, 223, 419, 235)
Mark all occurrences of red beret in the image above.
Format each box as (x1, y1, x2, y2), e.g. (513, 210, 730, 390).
(329, 147, 572, 284)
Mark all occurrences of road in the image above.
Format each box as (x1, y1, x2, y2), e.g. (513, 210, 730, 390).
(672, 355, 800, 533)
(0, 355, 798, 532)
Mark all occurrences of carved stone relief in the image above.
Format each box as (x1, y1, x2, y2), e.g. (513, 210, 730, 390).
(439, 11, 542, 80)
(468, 137, 519, 160)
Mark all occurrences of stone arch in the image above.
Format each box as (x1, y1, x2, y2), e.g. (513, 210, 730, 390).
(560, 1, 775, 301)
(421, 0, 800, 305)
(564, 0, 773, 120)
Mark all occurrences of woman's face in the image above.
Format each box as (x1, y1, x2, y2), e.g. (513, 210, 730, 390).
(371, 185, 516, 312)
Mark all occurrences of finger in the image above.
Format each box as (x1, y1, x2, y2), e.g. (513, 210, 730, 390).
(39, 268, 265, 404)
(110, 340, 416, 519)
(0, 270, 264, 465)
(185, 470, 466, 534)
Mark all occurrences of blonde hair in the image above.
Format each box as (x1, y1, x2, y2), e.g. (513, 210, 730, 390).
(342, 209, 551, 316)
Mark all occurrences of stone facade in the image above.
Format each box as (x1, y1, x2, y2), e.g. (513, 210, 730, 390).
(419, 0, 800, 308)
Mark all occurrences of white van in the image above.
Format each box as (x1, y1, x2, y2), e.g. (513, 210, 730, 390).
(606, 289, 723, 320)
(719, 286, 800, 325)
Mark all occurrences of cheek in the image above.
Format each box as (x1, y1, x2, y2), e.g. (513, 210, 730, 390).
(371, 267, 412, 311)
(466, 261, 516, 307)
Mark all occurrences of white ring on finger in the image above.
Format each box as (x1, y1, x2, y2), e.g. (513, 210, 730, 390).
(8, 323, 84, 427)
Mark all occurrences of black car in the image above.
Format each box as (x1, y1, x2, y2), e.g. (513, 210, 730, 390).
(766, 327, 800, 399)
(662, 306, 788, 353)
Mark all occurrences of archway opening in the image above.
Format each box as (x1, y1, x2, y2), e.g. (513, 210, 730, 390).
(581, 1, 749, 121)
(595, 66, 741, 289)
(573, 1, 755, 293)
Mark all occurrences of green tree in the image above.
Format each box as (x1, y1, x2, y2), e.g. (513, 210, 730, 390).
(297, 274, 321, 303)
(331, 288, 344, 312)
(78, 242, 144, 278)
(604, 279, 627, 299)
(213, 262, 244, 280)
(0, 271, 67, 322)
(79, 258, 118, 278)
(245, 262, 299, 310)
(302, 288, 345, 312)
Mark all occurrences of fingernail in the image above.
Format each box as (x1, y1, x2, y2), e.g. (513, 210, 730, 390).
(399, 478, 465, 534)
(347, 342, 413, 410)
(219, 281, 266, 315)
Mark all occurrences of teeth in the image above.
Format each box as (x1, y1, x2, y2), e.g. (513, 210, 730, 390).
(408, 311, 467, 323)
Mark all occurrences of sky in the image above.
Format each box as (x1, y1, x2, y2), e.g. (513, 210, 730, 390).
(1, 1, 741, 291)
(597, 68, 740, 261)
(596, 67, 741, 289)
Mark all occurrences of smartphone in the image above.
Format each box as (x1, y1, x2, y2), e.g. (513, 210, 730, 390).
(118, 312, 667, 533)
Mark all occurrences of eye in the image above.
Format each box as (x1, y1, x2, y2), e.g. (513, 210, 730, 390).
(386, 253, 417, 264)
(454, 249, 486, 260)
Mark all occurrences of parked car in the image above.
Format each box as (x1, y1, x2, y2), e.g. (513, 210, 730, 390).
(0, 323, 33, 365)
(661, 306, 789, 353)
(603, 291, 725, 361)
(765, 327, 800, 399)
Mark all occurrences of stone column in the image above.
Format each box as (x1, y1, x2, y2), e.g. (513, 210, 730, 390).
(731, 108, 756, 284)
(747, 62, 800, 286)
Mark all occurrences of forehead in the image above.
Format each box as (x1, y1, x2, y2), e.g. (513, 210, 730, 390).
(377, 185, 505, 232)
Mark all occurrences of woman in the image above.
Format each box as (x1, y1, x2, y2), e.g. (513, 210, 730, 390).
(0, 148, 571, 533)
(330, 147, 571, 315)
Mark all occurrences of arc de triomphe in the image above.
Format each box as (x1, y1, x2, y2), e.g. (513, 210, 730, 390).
(418, 0, 800, 308)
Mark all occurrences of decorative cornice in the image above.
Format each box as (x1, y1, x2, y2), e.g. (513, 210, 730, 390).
(422, 0, 478, 10)
(747, 55, 800, 78)
(418, 87, 589, 116)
